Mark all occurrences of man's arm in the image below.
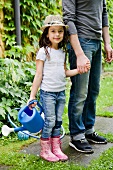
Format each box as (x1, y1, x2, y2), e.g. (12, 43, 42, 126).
(69, 34, 90, 73)
(102, 27, 113, 62)
(62, 0, 90, 73)
(102, 0, 113, 62)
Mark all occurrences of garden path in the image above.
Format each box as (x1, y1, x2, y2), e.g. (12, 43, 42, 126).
(21, 116, 113, 166)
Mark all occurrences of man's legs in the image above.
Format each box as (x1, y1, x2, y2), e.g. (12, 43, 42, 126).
(82, 41, 107, 144)
(82, 41, 102, 132)
(68, 38, 107, 153)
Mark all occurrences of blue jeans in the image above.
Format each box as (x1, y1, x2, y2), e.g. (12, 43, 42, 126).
(68, 38, 102, 140)
(40, 89, 66, 138)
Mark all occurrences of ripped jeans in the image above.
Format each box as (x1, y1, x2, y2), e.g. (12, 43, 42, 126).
(40, 89, 66, 138)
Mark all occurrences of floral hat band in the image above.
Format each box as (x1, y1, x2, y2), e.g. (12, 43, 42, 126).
(41, 15, 69, 31)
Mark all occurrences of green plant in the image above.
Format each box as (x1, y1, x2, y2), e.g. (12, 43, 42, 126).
(0, 58, 37, 128)
(96, 74, 113, 117)
(0, 0, 62, 60)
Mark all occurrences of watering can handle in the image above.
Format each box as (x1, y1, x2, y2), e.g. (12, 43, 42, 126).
(28, 99, 43, 115)
(18, 100, 43, 120)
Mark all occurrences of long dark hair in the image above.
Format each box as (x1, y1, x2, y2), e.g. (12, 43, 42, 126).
(39, 26, 68, 59)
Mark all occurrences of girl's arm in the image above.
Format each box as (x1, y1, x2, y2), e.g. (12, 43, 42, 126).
(64, 62, 90, 77)
(64, 63, 78, 77)
(29, 60, 44, 101)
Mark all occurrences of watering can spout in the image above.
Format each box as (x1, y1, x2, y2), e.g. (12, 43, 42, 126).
(2, 125, 14, 136)
(2, 100, 45, 138)
(2, 125, 26, 136)
(14, 126, 26, 132)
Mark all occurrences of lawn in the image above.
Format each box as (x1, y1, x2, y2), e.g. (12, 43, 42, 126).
(0, 63, 113, 170)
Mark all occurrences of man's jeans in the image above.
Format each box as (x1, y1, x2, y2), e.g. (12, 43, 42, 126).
(40, 89, 66, 138)
(68, 38, 102, 140)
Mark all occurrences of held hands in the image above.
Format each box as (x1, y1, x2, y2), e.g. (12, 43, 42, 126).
(77, 54, 91, 74)
(86, 61, 90, 70)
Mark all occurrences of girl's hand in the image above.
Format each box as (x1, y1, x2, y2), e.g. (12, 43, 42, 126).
(77, 61, 90, 74)
(27, 98, 37, 110)
(86, 61, 91, 70)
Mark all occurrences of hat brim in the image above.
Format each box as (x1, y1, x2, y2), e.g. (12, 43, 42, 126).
(41, 23, 69, 31)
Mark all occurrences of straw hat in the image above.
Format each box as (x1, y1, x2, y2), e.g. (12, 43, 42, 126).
(41, 15, 69, 31)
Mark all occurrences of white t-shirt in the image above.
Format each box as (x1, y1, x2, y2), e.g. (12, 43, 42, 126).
(36, 47, 66, 92)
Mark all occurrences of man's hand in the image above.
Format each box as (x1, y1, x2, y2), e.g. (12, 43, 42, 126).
(77, 54, 90, 74)
(104, 44, 113, 63)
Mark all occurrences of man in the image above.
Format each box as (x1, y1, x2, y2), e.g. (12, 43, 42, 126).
(62, 0, 113, 153)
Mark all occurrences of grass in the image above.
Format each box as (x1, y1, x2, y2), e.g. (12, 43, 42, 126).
(96, 73, 113, 117)
(0, 64, 113, 170)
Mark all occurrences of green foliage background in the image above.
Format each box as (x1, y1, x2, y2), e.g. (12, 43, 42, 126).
(0, 0, 62, 60)
(107, 0, 113, 43)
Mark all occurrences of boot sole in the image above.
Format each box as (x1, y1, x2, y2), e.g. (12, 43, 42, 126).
(69, 142, 94, 154)
(40, 155, 59, 162)
(86, 138, 107, 144)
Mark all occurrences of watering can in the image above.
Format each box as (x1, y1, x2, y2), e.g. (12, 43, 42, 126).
(2, 100, 45, 137)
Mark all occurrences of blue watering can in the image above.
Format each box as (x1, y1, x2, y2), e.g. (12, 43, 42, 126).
(16, 100, 44, 133)
(2, 100, 45, 139)
(2, 100, 65, 140)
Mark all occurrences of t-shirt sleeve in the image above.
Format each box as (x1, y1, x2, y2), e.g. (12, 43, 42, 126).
(62, 0, 77, 35)
(102, 0, 109, 27)
(36, 47, 46, 61)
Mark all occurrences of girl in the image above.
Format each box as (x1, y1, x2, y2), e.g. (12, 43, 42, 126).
(28, 15, 90, 162)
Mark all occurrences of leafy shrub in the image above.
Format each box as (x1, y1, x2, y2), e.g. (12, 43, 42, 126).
(0, 0, 62, 60)
(0, 58, 37, 130)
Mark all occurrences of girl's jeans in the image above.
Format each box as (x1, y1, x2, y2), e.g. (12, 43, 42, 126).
(68, 38, 102, 140)
(40, 89, 66, 139)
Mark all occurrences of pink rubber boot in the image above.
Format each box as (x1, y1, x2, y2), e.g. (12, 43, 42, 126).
(51, 137, 68, 161)
(40, 138, 59, 162)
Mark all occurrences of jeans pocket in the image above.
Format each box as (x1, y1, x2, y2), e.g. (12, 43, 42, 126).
(79, 38, 91, 46)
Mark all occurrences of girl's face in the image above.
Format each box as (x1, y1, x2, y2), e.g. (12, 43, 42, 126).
(47, 26, 64, 49)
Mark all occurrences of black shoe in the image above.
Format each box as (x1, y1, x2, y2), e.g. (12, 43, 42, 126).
(85, 132, 107, 144)
(69, 138, 94, 153)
